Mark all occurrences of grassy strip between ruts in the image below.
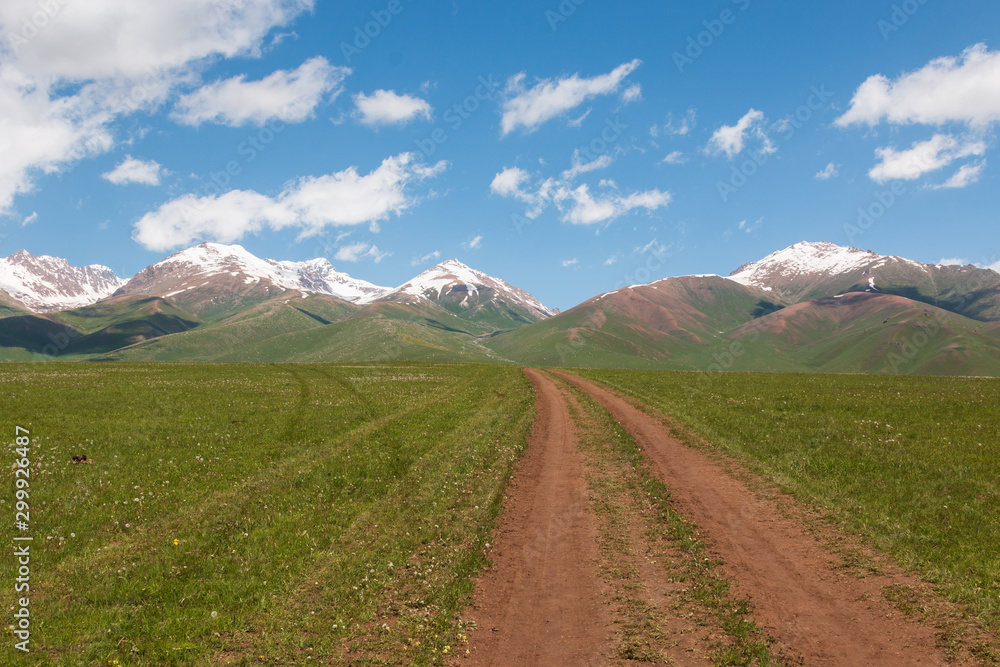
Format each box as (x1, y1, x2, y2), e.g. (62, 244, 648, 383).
(1, 362, 535, 666)
(575, 369, 1000, 661)
(552, 373, 784, 666)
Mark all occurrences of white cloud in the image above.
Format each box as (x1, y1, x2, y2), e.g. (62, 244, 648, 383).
(411, 250, 440, 266)
(561, 151, 614, 180)
(738, 217, 763, 234)
(567, 108, 592, 127)
(869, 134, 985, 183)
(354, 90, 432, 126)
(604, 254, 619, 265)
(815, 162, 839, 180)
(655, 109, 696, 137)
(561, 258, 578, 268)
(461, 235, 483, 250)
(559, 185, 671, 226)
(836, 44, 1000, 128)
(1, 0, 312, 81)
(500, 59, 641, 135)
(621, 84, 642, 103)
(634, 238, 672, 258)
(938, 258, 967, 266)
(0, 0, 313, 215)
(20, 211, 37, 227)
(706, 109, 774, 159)
(171, 57, 347, 127)
(336, 243, 389, 263)
(930, 161, 986, 189)
(490, 167, 532, 198)
(661, 151, 688, 165)
(492, 157, 669, 226)
(102, 156, 165, 186)
(132, 153, 447, 251)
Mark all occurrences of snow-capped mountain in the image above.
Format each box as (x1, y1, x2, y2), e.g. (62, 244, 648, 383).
(727, 241, 929, 298)
(367, 258, 555, 322)
(116, 243, 391, 304)
(724, 241, 1000, 320)
(0, 250, 126, 312)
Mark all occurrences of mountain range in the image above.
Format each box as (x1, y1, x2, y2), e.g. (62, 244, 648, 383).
(2, 241, 999, 376)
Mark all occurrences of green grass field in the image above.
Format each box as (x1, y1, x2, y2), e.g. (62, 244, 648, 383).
(4, 363, 999, 664)
(578, 369, 1000, 635)
(1, 363, 534, 665)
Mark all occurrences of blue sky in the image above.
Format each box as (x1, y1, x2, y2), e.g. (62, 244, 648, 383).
(0, 0, 998, 310)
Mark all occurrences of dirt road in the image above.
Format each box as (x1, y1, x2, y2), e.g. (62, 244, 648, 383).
(463, 369, 613, 665)
(464, 369, 956, 665)
(557, 371, 946, 666)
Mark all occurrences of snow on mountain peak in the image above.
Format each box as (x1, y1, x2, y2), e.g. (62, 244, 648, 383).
(728, 241, 879, 284)
(0, 249, 126, 312)
(134, 242, 391, 302)
(365, 259, 555, 318)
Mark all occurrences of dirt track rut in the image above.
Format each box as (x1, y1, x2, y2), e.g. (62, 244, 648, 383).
(464, 369, 612, 665)
(557, 371, 946, 666)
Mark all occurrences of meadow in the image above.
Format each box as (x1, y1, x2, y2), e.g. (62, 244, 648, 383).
(1, 363, 534, 665)
(580, 369, 1000, 639)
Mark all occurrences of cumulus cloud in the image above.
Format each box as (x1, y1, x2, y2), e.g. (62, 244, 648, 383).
(836, 44, 1000, 128)
(336, 243, 389, 263)
(561, 150, 615, 180)
(0, 0, 313, 214)
(815, 162, 839, 180)
(354, 90, 432, 126)
(561, 258, 578, 267)
(500, 59, 641, 135)
(0, 0, 312, 82)
(461, 235, 483, 250)
(661, 151, 688, 165)
(491, 152, 670, 226)
(868, 134, 985, 183)
(102, 156, 166, 186)
(171, 57, 348, 127)
(738, 217, 763, 234)
(706, 109, 775, 159)
(20, 212, 37, 227)
(132, 153, 448, 251)
(621, 84, 642, 104)
(560, 185, 671, 226)
(930, 161, 986, 189)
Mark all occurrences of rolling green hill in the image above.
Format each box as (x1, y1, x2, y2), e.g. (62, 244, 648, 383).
(485, 276, 783, 368)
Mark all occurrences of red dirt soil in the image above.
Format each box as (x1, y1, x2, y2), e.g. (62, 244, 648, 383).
(557, 371, 950, 666)
(463, 369, 613, 665)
